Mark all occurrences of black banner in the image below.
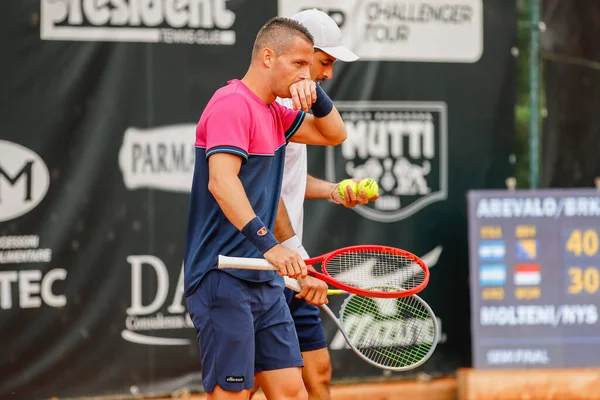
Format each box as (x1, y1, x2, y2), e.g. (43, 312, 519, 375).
(1, 0, 516, 398)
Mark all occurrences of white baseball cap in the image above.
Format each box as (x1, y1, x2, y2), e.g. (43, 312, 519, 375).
(291, 8, 359, 62)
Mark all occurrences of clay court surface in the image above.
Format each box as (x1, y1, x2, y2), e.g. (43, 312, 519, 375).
(147, 369, 600, 400)
(149, 378, 457, 400)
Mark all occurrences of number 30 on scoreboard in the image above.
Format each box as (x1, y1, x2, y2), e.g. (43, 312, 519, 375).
(567, 267, 600, 295)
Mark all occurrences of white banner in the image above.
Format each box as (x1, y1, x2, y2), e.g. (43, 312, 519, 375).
(278, 0, 483, 63)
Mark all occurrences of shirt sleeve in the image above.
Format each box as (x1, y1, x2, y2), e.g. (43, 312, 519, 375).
(204, 95, 251, 162)
(272, 101, 306, 142)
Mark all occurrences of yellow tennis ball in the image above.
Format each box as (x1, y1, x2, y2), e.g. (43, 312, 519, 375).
(358, 178, 379, 198)
(337, 179, 358, 199)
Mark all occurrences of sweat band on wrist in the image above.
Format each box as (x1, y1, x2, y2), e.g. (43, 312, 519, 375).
(281, 234, 302, 251)
(311, 83, 334, 118)
(329, 184, 341, 204)
(281, 235, 310, 259)
(241, 216, 279, 255)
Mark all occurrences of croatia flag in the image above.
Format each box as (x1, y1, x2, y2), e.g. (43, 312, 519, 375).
(514, 264, 541, 286)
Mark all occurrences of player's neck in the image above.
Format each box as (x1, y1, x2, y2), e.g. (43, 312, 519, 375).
(241, 69, 276, 105)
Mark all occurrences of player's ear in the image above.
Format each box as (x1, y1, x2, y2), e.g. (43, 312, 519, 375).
(262, 47, 274, 68)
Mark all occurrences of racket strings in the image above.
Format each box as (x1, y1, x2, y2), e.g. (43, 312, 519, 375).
(340, 294, 436, 369)
(324, 250, 427, 292)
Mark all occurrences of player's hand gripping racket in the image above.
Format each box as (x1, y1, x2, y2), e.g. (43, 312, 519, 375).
(283, 277, 439, 371)
(218, 245, 429, 298)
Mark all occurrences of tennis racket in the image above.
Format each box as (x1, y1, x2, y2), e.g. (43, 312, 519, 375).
(283, 277, 439, 371)
(218, 245, 429, 298)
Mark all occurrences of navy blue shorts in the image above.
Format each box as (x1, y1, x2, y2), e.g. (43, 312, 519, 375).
(186, 270, 303, 393)
(284, 287, 328, 352)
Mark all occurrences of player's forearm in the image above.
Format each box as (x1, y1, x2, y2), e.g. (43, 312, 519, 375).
(312, 106, 346, 145)
(274, 198, 296, 242)
(305, 175, 336, 200)
(275, 199, 310, 261)
(208, 174, 258, 231)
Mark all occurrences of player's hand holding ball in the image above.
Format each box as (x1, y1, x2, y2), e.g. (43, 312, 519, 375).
(331, 178, 379, 208)
(337, 179, 357, 199)
(358, 178, 379, 199)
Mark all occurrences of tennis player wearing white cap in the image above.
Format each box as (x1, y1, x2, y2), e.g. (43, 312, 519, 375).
(249, 8, 377, 400)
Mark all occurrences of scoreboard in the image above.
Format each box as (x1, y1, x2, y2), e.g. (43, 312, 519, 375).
(468, 189, 600, 369)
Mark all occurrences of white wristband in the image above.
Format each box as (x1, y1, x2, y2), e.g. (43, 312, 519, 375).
(281, 235, 310, 259)
(329, 184, 341, 204)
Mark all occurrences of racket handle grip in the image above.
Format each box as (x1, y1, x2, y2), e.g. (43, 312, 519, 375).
(217, 255, 275, 270)
(283, 276, 302, 292)
(284, 277, 346, 296)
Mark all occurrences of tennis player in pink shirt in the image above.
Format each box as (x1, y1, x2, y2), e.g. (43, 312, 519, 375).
(184, 16, 346, 400)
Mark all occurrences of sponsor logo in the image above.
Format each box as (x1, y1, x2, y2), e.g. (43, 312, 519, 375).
(279, 0, 483, 62)
(0, 267, 67, 310)
(0, 145, 61, 310)
(0, 141, 50, 222)
(342, 311, 436, 348)
(119, 124, 196, 193)
(257, 227, 267, 236)
(41, 0, 237, 45)
(122, 255, 194, 346)
(326, 101, 447, 223)
(225, 376, 245, 383)
(0, 235, 52, 264)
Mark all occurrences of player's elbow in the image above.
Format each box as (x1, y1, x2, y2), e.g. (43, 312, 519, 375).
(329, 110, 348, 145)
(328, 125, 347, 145)
(208, 174, 227, 201)
(334, 126, 347, 144)
(325, 113, 347, 145)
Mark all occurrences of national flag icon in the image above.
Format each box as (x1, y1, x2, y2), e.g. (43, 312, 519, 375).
(479, 264, 507, 286)
(516, 240, 537, 260)
(257, 227, 267, 236)
(514, 264, 541, 286)
(478, 240, 505, 260)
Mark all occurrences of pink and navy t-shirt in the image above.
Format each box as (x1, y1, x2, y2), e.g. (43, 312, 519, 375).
(184, 79, 305, 296)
